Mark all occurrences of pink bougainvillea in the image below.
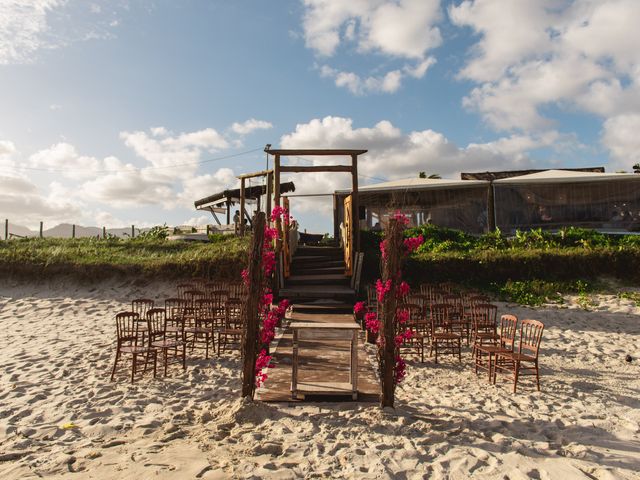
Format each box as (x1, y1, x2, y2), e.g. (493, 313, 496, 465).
(398, 281, 411, 298)
(365, 312, 380, 334)
(396, 309, 409, 325)
(252, 207, 294, 389)
(404, 234, 424, 253)
(375, 279, 392, 302)
(394, 355, 407, 383)
(353, 301, 367, 319)
(392, 211, 410, 226)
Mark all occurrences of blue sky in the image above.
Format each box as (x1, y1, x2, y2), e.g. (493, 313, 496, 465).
(1, 0, 639, 233)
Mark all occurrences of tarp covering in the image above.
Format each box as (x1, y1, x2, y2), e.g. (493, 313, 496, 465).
(494, 171, 640, 232)
(336, 178, 490, 234)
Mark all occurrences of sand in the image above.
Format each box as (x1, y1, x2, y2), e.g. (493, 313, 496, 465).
(0, 278, 639, 479)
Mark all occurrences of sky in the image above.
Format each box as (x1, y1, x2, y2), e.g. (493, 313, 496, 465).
(1, 0, 640, 233)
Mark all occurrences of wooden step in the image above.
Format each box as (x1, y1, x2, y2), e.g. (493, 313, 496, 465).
(290, 266, 346, 276)
(280, 285, 356, 303)
(286, 273, 351, 287)
(292, 258, 344, 267)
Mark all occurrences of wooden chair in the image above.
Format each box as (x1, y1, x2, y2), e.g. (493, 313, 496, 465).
(183, 289, 205, 306)
(176, 283, 197, 299)
(494, 319, 544, 392)
(429, 304, 461, 363)
(228, 282, 247, 302)
(110, 312, 157, 383)
(218, 299, 244, 356)
(183, 299, 217, 358)
(131, 298, 154, 345)
(164, 297, 189, 340)
(147, 308, 186, 376)
(470, 303, 499, 355)
(475, 314, 518, 381)
(439, 282, 458, 294)
(398, 303, 426, 362)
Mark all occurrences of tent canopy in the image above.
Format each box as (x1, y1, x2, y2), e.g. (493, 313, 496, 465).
(494, 170, 640, 185)
(335, 177, 488, 195)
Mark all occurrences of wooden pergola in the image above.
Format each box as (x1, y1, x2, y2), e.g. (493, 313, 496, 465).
(265, 148, 367, 275)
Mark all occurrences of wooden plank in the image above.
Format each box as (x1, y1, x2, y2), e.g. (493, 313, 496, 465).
(351, 154, 360, 253)
(279, 165, 353, 173)
(296, 381, 354, 393)
(266, 149, 367, 156)
(290, 322, 360, 330)
(237, 169, 273, 180)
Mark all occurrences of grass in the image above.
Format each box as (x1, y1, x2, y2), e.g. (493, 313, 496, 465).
(0, 236, 249, 281)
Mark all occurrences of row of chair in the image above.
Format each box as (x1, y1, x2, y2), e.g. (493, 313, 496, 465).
(364, 282, 545, 392)
(111, 284, 247, 383)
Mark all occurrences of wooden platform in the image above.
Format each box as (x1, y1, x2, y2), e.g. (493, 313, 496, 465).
(257, 306, 380, 403)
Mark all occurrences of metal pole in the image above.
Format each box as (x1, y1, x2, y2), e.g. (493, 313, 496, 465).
(131, 225, 135, 238)
(103, 226, 106, 239)
(72, 224, 75, 239)
(39, 221, 43, 239)
(4, 219, 7, 240)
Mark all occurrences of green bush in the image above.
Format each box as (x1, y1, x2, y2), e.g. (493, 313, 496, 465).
(491, 279, 593, 306)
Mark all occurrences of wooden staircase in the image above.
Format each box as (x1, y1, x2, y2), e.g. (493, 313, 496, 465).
(280, 246, 356, 305)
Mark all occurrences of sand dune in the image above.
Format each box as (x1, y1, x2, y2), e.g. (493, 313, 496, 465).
(0, 279, 639, 479)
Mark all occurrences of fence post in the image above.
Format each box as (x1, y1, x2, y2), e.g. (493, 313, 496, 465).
(72, 224, 76, 239)
(103, 227, 106, 239)
(380, 218, 402, 408)
(4, 219, 7, 240)
(131, 225, 135, 238)
(241, 212, 266, 399)
(39, 221, 43, 239)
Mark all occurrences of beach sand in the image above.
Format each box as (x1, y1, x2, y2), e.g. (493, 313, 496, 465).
(1, 279, 639, 479)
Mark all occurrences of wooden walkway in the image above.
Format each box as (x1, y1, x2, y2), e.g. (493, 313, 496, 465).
(258, 304, 380, 403)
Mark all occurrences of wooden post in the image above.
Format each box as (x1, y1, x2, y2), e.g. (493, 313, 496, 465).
(333, 194, 340, 242)
(72, 224, 76, 239)
(39, 222, 43, 238)
(266, 171, 273, 222)
(351, 154, 359, 253)
(4, 219, 8, 241)
(241, 212, 266, 399)
(240, 178, 246, 236)
(131, 225, 135, 238)
(103, 226, 106, 239)
(226, 199, 231, 225)
(380, 218, 402, 408)
(273, 156, 281, 296)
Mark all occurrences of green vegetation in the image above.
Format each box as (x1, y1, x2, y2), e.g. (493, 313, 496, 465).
(490, 279, 593, 306)
(361, 226, 640, 303)
(0, 236, 248, 281)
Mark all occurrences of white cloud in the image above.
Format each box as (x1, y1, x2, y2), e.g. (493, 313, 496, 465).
(450, 0, 640, 132)
(176, 168, 237, 208)
(278, 116, 564, 218)
(183, 215, 210, 227)
(0, 0, 64, 64)
(320, 66, 410, 95)
(302, 0, 441, 59)
(29, 142, 101, 179)
(301, 0, 441, 95)
(230, 119, 273, 135)
(120, 127, 229, 180)
(602, 114, 640, 168)
(0, 140, 17, 155)
(0, 174, 84, 225)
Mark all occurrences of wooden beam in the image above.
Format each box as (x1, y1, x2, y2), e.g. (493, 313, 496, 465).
(237, 169, 273, 180)
(273, 156, 281, 297)
(333, 194, 339, 242)
(226, 199, 231, 225)
(240, 178, 246, 236)
(266, 149, 367, 156)
(279, 165, 352, 173)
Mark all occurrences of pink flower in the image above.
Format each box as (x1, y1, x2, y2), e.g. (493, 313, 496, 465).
(241, 269, 249, 286)
(392, 211, 410, 226)
(270, 206, 289, 223)
(380, 239, 387, 260)
(353, 301, 367, 319)
(394, 355, 407, 384)
(262, 292, 273, 306)
(264, 227, 279, 242)
(398, 281, 410, 298)
(403, 235, 424, 253)
(375, 279, 392, 302)
(365, 312, 380, 334)
(396, 309, 409, 325)
(255, 349, 273, 387)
